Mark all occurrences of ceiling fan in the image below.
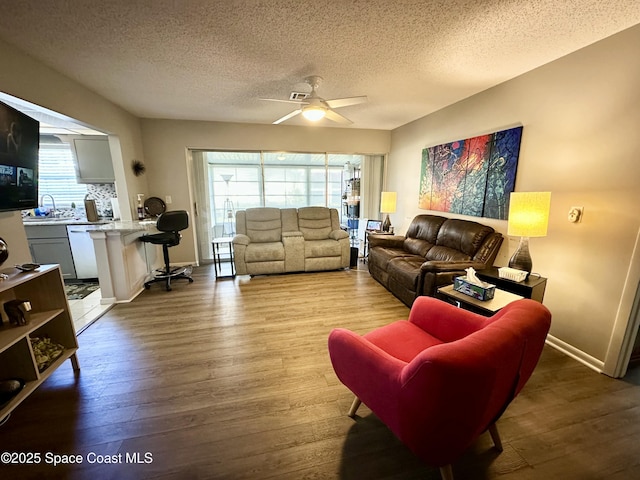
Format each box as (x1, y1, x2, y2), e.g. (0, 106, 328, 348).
(261, 76, 367, 125)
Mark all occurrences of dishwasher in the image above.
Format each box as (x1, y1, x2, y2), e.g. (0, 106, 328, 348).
(66, 225, 99, 279)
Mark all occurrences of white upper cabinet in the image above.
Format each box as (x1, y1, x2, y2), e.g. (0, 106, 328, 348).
(69, 136, 115, 184)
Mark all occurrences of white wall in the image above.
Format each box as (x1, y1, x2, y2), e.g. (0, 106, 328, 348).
(387, 25, 640, 369)
(140, 119, 391, 264)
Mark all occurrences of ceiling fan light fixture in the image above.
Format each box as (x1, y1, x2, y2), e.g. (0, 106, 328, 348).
(301, 105, 326, 121)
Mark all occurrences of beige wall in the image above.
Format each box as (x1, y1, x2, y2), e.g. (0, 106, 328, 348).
(140, 119, 391, 263)
(388, 25, 640, 368)
(0, 38, 148, 234)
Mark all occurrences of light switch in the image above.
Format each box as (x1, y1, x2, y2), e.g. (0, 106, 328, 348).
(165, 195, 172, 204)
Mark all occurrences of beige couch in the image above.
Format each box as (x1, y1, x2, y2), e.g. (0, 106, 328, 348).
(233, 206, 350, 275)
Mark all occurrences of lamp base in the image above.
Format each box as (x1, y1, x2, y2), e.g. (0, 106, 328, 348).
(508, 236, 532, 275)
(382, 214, 391, 232)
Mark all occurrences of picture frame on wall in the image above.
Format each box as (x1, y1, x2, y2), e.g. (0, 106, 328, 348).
(418, 126, 523, 220)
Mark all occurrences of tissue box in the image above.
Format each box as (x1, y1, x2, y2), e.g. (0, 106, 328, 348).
(453, 276, 496, 301)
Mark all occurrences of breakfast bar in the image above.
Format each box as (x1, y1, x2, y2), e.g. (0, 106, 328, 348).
(88, 221, 161, 304)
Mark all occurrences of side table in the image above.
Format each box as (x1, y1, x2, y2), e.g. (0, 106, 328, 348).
(212, 237, 235, 279)
(476, 267, 547, 302)
(438, 284, 524, 317)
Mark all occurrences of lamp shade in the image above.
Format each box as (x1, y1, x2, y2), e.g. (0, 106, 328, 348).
(507, 192, 551, 237)
(380, 191, 397, 214)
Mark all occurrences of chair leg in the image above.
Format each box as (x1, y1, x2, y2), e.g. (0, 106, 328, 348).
(439, 464, 454, 480)
(347, 396, 361, 417)
(488, 423, 503, 452)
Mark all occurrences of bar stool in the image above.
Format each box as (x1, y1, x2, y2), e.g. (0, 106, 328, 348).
(140, 210, 193, 291)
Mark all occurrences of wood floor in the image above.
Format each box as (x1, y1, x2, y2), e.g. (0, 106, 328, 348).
(1, 264, 640, 479)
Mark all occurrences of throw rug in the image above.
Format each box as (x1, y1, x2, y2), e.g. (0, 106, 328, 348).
(64, 282, 99, 300)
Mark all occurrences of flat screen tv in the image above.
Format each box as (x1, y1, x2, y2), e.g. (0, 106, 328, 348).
(0, 100, 39, 212)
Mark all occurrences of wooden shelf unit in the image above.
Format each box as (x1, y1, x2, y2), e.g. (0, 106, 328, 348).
(0, 264, 79, 420)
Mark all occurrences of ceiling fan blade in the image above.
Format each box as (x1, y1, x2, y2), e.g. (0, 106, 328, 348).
(324, 109, 353, 124)
(325, 96, 368, 109)
(261, 98, 307, 105)
(273, 109, 302, 124)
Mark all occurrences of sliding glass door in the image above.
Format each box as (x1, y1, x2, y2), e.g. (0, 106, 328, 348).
(190, 150, 384, 263)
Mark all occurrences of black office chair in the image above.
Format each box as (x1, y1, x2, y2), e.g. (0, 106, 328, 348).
(140, 210, 193, 291)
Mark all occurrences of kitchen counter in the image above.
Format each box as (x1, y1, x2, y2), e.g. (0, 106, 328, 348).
(23, 219, 114, 280)
(22, 217, 113, 226)
(23, 218, 161, 301)
(85, 219, 158, 233)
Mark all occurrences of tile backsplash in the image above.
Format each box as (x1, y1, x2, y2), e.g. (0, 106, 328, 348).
(86, 184, 117, 218)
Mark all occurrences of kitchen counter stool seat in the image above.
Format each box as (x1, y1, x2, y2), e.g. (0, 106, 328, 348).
(140, 210, 193, 291)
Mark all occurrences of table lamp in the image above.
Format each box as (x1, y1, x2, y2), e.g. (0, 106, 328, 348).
(380, 191, 397, 232)
(507, 191, 551, 274)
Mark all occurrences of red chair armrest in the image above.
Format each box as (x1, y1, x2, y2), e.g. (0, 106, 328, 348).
(328, 328, 405, 402)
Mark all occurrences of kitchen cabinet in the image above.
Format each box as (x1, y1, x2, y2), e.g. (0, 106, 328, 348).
(0, 264, 79, 421)
(24, 225, 76, 279)
(70, 136, 115, 184)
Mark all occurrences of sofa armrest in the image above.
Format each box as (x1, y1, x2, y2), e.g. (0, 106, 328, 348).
(282, 231, 303, 238)
(232, 234, 251, 246)
(368, 234, 405, 249)
(232, 234, 250, 275)
(330, 229, 349, 241)
(407, 296, 487, 342)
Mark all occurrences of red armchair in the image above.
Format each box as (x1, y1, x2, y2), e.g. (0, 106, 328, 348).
(328, 296, 551, 479)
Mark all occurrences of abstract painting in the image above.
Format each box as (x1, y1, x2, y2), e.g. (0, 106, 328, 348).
(418, 126, 522, 220)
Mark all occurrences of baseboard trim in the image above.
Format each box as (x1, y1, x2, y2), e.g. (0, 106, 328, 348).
(545, 334, 605, 375)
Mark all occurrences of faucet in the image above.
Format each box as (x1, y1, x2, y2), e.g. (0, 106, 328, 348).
(40, 194, 57, 218)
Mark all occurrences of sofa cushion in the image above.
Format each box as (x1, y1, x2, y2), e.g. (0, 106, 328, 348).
(405, 215, 447, 243)
(369, 246, 413, 271)
(403, 237, 434, 257)
(245, 207, 282, 243)
(245, 242, 285, 263)
(436, 219, 494, 257)
(388, 257, 426, 291)
(305, 239, 341, 258)
(298, 206, 333, 240)
(425, 245, 471, 262)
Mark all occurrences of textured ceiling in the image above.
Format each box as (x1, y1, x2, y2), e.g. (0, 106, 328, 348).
(0, 1, 638, 130)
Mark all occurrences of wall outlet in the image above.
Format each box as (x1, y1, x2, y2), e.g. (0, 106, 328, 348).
(165, 195, 172, 204)
(568, 206, 583, 223)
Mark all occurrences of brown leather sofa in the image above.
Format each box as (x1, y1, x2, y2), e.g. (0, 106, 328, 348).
(368, 215, 503, 307)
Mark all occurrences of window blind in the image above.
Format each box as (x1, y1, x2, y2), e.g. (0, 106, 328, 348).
(37, 143, 87, 209)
